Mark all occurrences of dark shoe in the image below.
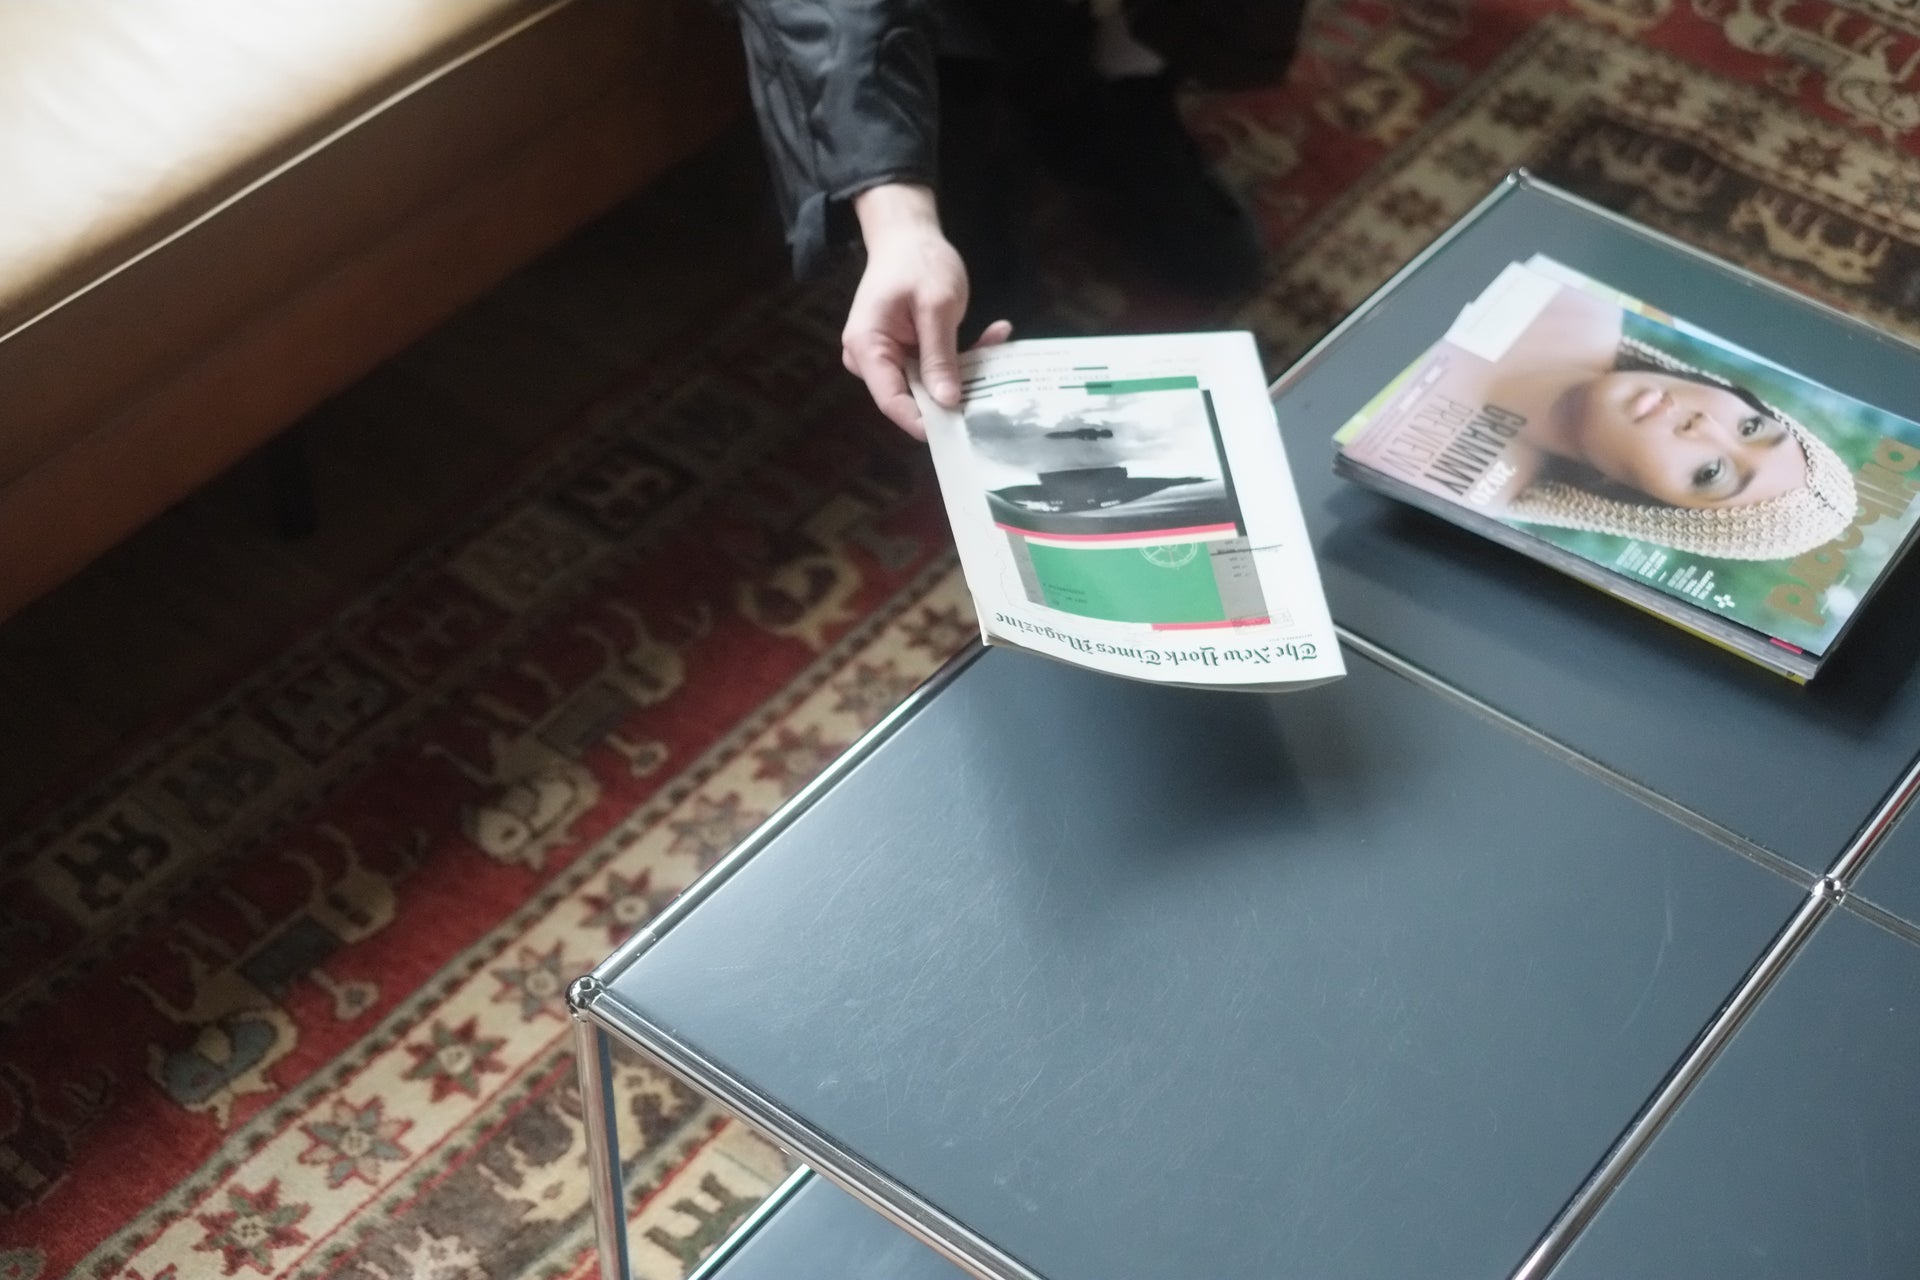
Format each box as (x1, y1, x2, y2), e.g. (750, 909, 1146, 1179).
(1024, 74, 1265, 299)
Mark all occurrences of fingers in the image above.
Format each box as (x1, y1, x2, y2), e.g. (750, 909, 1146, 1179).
(914, 287, 967, 408)
(869, 365, 926, 440)
(838, 233, 976, 436)
(845, 334, 926, 439)
(971, 319, 1014, 350)
(843, 318, 1012, 439)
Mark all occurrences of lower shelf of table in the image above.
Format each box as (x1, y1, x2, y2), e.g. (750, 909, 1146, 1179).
(692, 1168, 969, 1280)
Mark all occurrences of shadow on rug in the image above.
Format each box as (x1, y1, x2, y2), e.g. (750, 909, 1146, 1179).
(6, 0, 1920, 1274)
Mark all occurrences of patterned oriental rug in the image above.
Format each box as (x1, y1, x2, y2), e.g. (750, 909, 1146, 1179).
(8, 0, 1920, 1275)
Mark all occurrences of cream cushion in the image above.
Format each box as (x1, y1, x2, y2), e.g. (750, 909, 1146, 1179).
(0, 0, 553, 324)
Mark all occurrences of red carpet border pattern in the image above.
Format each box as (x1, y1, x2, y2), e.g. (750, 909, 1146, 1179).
(7, 0, 1920, 1275)
(1226, 7, 1920, 357)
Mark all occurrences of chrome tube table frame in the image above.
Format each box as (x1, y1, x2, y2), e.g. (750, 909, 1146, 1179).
(568, 655, 1008, 1280)
(567, 174, 1920, 1280)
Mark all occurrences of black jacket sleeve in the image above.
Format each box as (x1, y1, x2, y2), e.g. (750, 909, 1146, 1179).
(731, 0, 942, 277)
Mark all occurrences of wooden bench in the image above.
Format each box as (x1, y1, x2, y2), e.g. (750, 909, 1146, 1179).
(0, 0, 743, 621)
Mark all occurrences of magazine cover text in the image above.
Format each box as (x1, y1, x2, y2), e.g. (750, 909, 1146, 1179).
(1337, 261, 1920, 659)
(922, 333, 1342, 689)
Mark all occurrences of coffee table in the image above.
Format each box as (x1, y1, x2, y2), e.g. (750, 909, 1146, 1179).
(570, 176, 1920, 1279)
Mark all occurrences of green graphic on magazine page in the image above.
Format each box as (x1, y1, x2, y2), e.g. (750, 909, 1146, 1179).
(1142, 543, 1201, 568)
(1025, 540, 1226, 624)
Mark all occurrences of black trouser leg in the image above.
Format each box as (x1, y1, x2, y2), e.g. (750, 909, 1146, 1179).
(959, 0, 1099, 114)
(956, 0, 1268, 298)
(937, 55, 1041, 339)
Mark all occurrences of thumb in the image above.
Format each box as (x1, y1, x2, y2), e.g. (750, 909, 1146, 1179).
(915, 298, 965, 408)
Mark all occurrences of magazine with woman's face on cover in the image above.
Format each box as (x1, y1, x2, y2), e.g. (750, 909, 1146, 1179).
(1335, 258, 1920, 662)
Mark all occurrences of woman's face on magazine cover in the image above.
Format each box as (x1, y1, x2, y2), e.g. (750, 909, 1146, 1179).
(1568, 371, 1807, 508)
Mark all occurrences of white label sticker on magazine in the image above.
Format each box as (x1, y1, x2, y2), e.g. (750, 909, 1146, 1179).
(1445, 262, 1560, 361)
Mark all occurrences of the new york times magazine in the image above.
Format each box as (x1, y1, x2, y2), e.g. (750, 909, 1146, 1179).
(914, 331, 1344, 691)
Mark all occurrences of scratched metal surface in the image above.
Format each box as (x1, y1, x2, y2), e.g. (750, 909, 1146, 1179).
(1549, 908, 1920, 1279)
(611, 649, 1799, 1280)
(1273, 178, 1920, 873)
(700, 1172, 968, 1280)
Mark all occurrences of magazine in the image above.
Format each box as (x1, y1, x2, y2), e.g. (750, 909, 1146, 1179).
(1334, 256, 1920, 681)
(910, 331, 1344, 692)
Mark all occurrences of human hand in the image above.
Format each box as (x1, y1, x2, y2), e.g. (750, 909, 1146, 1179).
(844, 183, 1012, 439)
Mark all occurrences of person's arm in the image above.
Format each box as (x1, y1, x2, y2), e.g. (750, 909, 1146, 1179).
(841, 183, 1011, 437)
(730, 1, 1009, 436)
(731, 0, 941, 276)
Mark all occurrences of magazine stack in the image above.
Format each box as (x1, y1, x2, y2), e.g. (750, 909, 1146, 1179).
(1333, 255, 1920, 681)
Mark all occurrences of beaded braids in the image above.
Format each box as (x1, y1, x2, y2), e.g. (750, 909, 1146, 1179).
(1503, 337, 1857, 561)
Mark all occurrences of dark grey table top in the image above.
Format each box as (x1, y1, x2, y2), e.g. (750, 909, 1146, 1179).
(1550, 907, 1920, 1280)
(581, 177, 1920, 1280)
(593, 646, 1815, 1279)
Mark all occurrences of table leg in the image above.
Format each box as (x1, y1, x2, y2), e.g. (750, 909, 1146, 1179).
(571, 1009, 631, 1280)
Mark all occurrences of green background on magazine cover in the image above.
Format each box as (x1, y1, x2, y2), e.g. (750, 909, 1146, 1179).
(1510, 312, 1920, 654)
(1026, 540, 1227, 624)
